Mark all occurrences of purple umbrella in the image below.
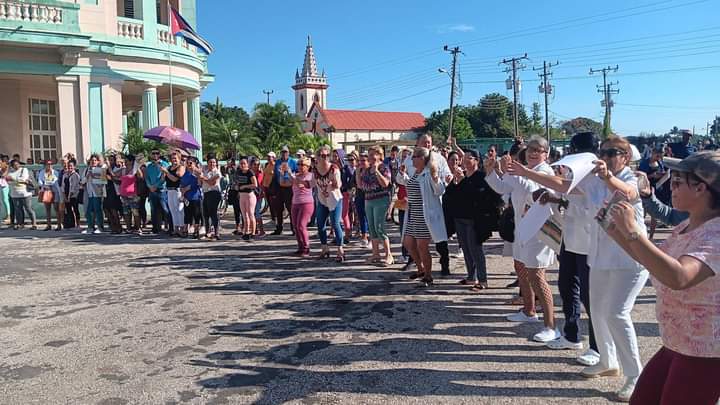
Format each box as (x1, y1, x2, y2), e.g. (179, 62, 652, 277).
(143, 126, 200, 150)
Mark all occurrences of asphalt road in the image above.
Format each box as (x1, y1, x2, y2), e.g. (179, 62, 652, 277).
(0, 223, 663, 405)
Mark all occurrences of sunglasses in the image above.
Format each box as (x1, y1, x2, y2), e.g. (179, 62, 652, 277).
(412, 155, 423, 159)
(599, 148, 626, 157)
(319, 154, 330, 158)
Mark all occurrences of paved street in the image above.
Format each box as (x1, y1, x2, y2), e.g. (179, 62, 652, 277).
(0, 223, 662, 405)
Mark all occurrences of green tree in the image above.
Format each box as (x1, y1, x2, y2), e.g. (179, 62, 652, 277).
(527, 102, 543, 134)
(121, 113, 166, 156)
(425, 110, 474, 143)
(251, 101, 304, 153)
(202, 116, 260, 159)
(287, 133, 326, 154)
(470, 93, 516, 138)
(560, 117, 603, 136)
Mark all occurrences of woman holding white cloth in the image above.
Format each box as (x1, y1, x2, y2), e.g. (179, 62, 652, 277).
(507, 135, 648, 402)
(484, 135, 559, 343)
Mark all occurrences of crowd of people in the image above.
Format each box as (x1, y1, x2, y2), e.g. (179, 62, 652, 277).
(0, 130, 718, 404)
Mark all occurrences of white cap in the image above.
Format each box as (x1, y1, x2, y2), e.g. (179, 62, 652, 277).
(296, 149, 306, 156)
(266, 151, 276, 158)
(629, 144, 642, 162)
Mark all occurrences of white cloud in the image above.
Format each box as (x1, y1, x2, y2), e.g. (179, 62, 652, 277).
(436, 24, 476, 34)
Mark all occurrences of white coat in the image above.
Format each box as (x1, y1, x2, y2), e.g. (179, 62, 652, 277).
(485, 162, 556, 268)
(397, 167, 447, 243)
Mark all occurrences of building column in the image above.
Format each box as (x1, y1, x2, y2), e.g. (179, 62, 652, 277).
(55, 75, 82, 159)
(186, 93, 202, 158)
(102, 80, 124, 152)
(137, 110, 144, 131)
(141, 84, 159, 131)
(122, 113, 128, 136)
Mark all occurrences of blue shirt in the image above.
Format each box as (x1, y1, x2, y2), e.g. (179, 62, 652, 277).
(670, 142, 697, 159)
(180, 171, 202, 201)
(145, 160, 170, 190)
(274, 158, 297, 183)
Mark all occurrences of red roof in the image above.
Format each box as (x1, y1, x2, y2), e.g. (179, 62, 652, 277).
(320, 109, 426, 131)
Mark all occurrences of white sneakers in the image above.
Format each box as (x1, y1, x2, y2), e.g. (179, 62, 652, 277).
(580, 363, 621, 378)
(506, 311, 540, 322)
(81, 229, 89, 234)
(533, 327, 561, 343)
(359, 239, 369, 248)
(577, 348, 601, 366)
(93, 228, 102, 234)
(547, 336, 583, 350)
(616, 376, 638, 402)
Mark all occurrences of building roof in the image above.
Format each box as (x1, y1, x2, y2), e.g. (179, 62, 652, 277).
(320, 109, 426, 131)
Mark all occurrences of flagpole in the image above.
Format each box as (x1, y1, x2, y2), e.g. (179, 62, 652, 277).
(167, 0, 174, 128)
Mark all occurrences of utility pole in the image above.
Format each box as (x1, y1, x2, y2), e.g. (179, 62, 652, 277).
(262, 89, 274, 105)
(443, 45, 462, 141)
(534, 60, 559, 145)
(502, 54, 528, 140)
(589, 65, 619, 139)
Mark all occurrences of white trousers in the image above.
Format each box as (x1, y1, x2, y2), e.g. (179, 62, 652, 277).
(167, 189, 185, 227)
(590, 268, 649, 377)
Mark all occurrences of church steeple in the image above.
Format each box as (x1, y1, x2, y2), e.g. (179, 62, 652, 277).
(293, 34, 328, 119)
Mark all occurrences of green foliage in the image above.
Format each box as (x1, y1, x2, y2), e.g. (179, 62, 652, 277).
(199, 99, 317, 158)
(121, 114, 166, 156)
(202, 116, 260, 159)
(251, 101, 304, 153)
(287, 133, 327, 154)
(425, 110, 473, 143)
(560, 117, 604, 137)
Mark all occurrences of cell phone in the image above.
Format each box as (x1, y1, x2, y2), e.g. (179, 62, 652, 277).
(595, 190, 629, 231)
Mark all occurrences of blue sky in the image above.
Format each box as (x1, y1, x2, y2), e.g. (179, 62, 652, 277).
(197, 0, 720, 136)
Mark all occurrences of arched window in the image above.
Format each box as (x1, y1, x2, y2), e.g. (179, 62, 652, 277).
(313, 93, 320, 103)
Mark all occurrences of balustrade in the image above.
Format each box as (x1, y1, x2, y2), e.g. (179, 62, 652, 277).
(0, 0, 64, 24)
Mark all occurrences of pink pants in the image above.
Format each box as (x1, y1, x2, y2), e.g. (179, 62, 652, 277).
(342, 192, 352, 236)
(238, 192, 256, 226)
(291, 202, 314, 251)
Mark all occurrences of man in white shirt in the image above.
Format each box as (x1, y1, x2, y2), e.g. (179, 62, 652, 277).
(397, 133, 453, 275)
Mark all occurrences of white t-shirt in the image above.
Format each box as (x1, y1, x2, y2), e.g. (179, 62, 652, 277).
(581, 167, 646, 271)
(7, 167, 32, 198)
(202, 168, 222, 193)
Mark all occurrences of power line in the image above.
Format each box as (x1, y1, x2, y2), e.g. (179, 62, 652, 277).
(534, 61, 560, 142)
(351, 84, 448, 111)
(590, 65, 620, 138)
(501, 54, 529, 139)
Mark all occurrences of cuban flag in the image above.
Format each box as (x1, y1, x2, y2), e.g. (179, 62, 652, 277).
(169, 4, 214, 54)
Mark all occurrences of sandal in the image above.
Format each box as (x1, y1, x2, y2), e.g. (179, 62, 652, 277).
(409, 272, 423, 280)
(459, 279, 473, 286)
(365, 256, 381, 264)
(471, 282, 488, 292)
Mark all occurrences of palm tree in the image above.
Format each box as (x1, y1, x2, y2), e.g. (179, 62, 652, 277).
(202, 116, 261, 159)
(251, 101, 304, 153)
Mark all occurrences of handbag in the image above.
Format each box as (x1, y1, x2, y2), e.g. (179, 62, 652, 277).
(538, 209, 563, 253)
(39, 189, 54, 204)
(498, 204, 515, 243)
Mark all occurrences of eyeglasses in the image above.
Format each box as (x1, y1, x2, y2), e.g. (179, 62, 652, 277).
(412, 155, 423, 159)
(151, 152, 160, 155)
(599, 148, 626, 157)
(298, 163, 307, 167)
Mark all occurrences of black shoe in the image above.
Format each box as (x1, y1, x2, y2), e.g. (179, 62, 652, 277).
(242, 234, 250, 241)
(440, 267, 451, 277)
(271, 228, 282, 235)
(343, 237, 350, 245)
(506, 279, 519, 288)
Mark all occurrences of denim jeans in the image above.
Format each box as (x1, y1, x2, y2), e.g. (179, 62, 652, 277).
(148, 190, 169, 232)
(316, 200, 343, 246)
(454, 218, 487, 282)
(354, 195, 368, 234)
(11, 196, 36, 225)
(85, 196, 103, 229)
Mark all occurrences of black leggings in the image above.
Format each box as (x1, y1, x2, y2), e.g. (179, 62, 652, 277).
(228, 190, 241, 226)
(184, 199, 203, 225)
(203, 190, 221, 233)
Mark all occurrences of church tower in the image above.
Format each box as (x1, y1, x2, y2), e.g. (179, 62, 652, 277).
(292, 35, 328, 118)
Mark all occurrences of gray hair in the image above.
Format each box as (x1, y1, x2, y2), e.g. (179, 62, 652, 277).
(527, 135, 549, 151)
(316, 144, 331, 156)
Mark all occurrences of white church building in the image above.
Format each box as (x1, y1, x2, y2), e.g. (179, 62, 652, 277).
(292, 37, 425, 152)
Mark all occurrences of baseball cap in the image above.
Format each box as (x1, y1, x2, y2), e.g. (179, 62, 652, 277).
(679, 129, 693, 137)
(266, 151, 276, 158)
(296, 149, 306, 156)
(664, 151, 720, 193)
(281, 145, 290, 152)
